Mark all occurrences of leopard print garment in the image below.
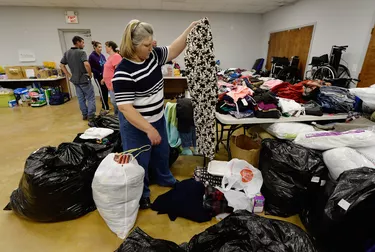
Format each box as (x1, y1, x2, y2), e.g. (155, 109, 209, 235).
(185, 18, 218, 160)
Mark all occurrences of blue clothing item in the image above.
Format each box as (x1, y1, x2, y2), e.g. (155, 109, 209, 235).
(164, 102, 181, 148)
(88, 52, 106, 80)
(179, 126, 196, 148)
(119, 113, 176, 198)
(75, 80, 96, 117)
(109, 90, 118, 116)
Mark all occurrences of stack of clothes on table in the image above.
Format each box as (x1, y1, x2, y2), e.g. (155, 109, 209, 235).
(216, 68, 360, 119)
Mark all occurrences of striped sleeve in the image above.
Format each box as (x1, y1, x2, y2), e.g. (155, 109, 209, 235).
(153, 46, 169, 65)
(112, 71, 136, 105)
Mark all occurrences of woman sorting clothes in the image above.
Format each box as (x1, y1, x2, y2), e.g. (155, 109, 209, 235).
(112, 19, 198, 209)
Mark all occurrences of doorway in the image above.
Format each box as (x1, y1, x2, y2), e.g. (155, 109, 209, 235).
(58, 29, 100, 97)
(266, 25, 314, 78)
(358, 26, 375, 88)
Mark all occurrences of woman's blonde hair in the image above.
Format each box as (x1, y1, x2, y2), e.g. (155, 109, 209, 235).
(119, 19, 153, 59)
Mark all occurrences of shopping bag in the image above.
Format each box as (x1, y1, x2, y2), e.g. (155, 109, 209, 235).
(230, 134, 261, 167)
(221, 159, 263, 198)
(92, 146, 150, 239)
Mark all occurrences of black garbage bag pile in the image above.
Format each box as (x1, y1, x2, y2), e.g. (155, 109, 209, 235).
(89, 114, 120, 131)
(116, 210, 317, 252)
(4, 143, 99, 222)
(300, 167, 375, 252)
(259, 139, 327, 217)
(73, 131, 122, 160)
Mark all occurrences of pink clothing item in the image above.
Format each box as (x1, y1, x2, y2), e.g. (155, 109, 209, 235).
(227, 86, 254, 102)
(103, 53, 123, 91)
(261, 79, 283, 90)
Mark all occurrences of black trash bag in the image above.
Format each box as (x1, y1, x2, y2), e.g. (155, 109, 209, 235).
(186, 210, 317, 252)
(4, 143, 99, 222)
(319, 167, 375, 252)
(73, 131, 122, 160)
(89, 114, 120, 131)
(116, 211, 317, 252)
(115, 227, 185, 252)
(259, 139, 327, 217)
(299, 178, 336, 251)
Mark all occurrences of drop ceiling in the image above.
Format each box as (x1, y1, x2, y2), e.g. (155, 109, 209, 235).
(0, 0, 300, 14)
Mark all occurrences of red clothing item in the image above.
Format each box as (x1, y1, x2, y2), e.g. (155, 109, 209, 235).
(271, 82, 305, 104)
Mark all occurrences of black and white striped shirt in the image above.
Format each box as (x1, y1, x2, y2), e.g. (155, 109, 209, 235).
(112, 46, 169, 123)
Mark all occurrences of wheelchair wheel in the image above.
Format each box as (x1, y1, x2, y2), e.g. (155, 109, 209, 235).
(277, 67, 300, 84)
(313, 66, 336, 80)
(337, 64, 351, 78)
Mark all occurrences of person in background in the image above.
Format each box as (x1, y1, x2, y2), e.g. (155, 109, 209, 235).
(60, 36, 96, 121)
(112, 19, 198, 209)
(102, 41, 122, 116)
(89, 41, 109, 115)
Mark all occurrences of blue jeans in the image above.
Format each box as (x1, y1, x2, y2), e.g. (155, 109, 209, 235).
(75, 80, 96, 117)
(119, 113, 176, 198)
(109, 90, 118, 116)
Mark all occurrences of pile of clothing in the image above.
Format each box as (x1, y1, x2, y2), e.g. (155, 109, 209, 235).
(216, 68, 360, 119)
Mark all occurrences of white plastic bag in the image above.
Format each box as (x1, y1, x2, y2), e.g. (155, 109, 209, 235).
(294, 129, 375, 150)
(350, 87, 375, 113)
(92, 150, 146, 239)
(221, 159, 263, 198)
(218, 189, 253, 212)
(355, 145, 375, 165)
(262, 122, 315, 139)
(278, 98, 305, 117)
(323, 147, 375, 180)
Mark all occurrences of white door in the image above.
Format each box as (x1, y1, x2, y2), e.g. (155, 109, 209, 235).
(58, 29, 100, 97)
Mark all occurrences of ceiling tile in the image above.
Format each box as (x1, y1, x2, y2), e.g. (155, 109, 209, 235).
(0, 0, 300, 13)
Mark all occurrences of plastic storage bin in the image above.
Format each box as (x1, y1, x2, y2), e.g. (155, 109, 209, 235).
(0, 93, 16, 107)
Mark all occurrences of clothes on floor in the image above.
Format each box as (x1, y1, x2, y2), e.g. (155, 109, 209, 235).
(151, 178, 212, 222)
(203, 186, 233, 217)
(194, 167, 223, 187)
(164, 102, 181, 148)
(118, 114, 176, 198)
(185, 17, 218, 160)
(75, 81, 96, 118)
(113, 46, 169, 123)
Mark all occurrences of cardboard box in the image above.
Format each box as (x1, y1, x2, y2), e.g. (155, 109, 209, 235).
(21, 66, 41, 79)
(37, 69, 53, 79)
(5, 66, 24, 79)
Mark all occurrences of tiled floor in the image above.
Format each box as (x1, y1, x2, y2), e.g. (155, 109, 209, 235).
(0, 98, 303, 251)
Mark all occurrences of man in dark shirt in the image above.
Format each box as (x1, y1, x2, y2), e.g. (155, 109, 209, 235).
(60, 36, 96, 121)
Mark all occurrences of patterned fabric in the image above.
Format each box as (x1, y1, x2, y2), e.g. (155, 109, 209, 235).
(193, 167, 222, 188)
(185, 17, 218, 160)
(203, 186, 233, 216)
